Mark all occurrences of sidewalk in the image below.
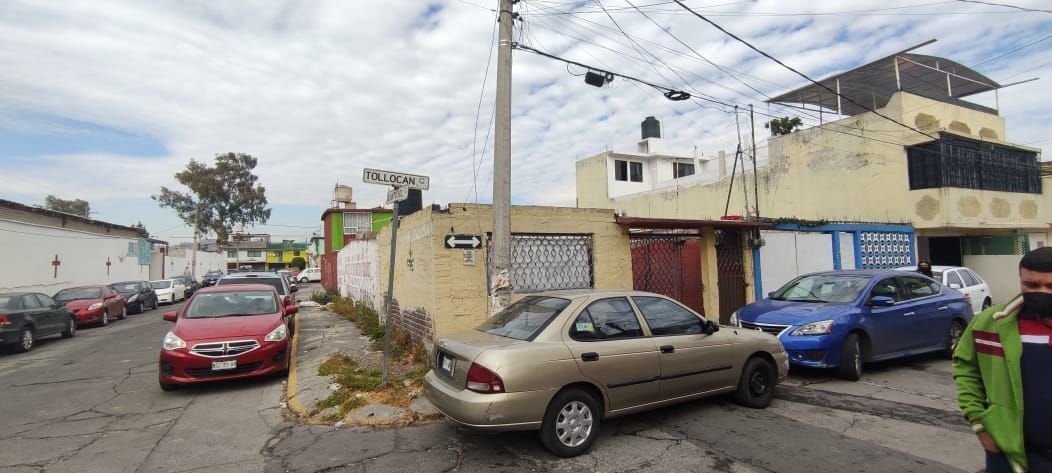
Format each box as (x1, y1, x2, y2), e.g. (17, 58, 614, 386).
(286, 300, 440, 425)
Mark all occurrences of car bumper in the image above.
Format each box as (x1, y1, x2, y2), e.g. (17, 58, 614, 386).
(73, 308, 106, 325)
(159, 339, 290, 385)
(157, 293, 174, 304)
(422, 371, 552, 431)
(0, 327, 24, 345)
(779, 335, 841, 368)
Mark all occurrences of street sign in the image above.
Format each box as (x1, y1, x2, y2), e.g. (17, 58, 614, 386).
(445, 234, 482, 249)
(386, 186, 409, 204)
(363, 168, 430, 190)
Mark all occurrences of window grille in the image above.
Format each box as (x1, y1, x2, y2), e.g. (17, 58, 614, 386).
(907, 135, 1040, 193)
(343, 212, 372, 234)
(488, 234, 595, 293)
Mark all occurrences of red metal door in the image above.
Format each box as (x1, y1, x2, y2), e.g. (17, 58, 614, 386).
(630, 236, 704, 314)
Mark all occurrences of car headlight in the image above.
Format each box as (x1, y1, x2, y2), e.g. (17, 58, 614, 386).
(163, 331, 186, 350)
(265, 324, 288, 342)
(791, 320, 835, 336)
(88, 302, 104, 311)
(729, 310, 741, 327)
(127, 294, 138, 302)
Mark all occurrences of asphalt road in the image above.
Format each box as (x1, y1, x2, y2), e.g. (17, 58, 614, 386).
(0, 290, 984, 473)
(0, 296, 287, 473)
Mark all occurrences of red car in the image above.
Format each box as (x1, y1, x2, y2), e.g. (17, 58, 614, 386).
(54, 285, 127, 327)
(158, 284, 297, 391)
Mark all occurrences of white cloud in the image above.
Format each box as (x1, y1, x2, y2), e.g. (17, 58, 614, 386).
(0, 0, 1049, 234)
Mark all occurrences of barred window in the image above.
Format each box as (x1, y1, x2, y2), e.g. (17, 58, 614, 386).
(489, 234, 594, 293)
(343, 212, 372, 234)
(907, 135, 1040, 193)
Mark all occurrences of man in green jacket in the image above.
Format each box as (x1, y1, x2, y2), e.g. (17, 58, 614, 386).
(954, 247, 1052, 473)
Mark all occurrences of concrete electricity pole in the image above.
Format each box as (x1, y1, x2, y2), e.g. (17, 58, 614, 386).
(191, 205, 200, 279)
(490, 0, 514, 313)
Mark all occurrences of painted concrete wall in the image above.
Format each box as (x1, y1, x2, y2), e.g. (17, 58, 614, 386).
(577, 92, 1045, 230)
(152, 249, 226, 281)
(758, 231, 835, 296)
(336, 239, 380, 310)
(375, 204, 633, 340)
(1, 219, 152, 294)
(963, 254, 1021, 305)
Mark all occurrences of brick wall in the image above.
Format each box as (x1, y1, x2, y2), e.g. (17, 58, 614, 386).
(386, 297, 434, 345)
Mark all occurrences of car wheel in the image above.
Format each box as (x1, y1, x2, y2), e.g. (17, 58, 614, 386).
(118, 305, 127, 320)
(16, 328, 34, 353)
(159, 382, 178, 392)
(61, 317, 76, 338)
(946, 319, 966, 359)
(734, 357, 777, 408)
(100, 311, 109, 327)
(982, 298, 992, 311)
(838, 333, 863, 381)
(151, 298, 158, 310)
(300, 277, 308, 283)
(539, 388, 600, 457)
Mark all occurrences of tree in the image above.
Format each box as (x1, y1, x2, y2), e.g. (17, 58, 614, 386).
(45, 195, 90, 217)
(289, 256, 306, 270)
(153, 152, 271, 243)
(131, 221, 150, 237)
(765, 116, 803, 136)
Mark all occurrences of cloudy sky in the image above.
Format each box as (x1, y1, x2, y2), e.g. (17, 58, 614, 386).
(1, 0, 1049, 243)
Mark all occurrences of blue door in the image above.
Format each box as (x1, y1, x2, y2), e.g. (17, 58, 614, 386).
(896, 275, 949, 350)
(862, 277, 918, 356)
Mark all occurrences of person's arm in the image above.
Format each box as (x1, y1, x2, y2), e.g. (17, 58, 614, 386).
(953, 318, 999, 453)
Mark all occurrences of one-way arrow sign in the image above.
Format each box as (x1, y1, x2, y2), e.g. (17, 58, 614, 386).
(445, 234, 481, 249)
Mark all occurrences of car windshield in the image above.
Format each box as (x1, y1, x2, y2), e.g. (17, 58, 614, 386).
(476, 296, 571, 341)
(216, 277, 287, 296)
(113, 282, 140, 293)
(151, 281, 172, 289)
(184, 291, 278, 318)
(54, 287, 102, 301)
(771, 275, 870, 303)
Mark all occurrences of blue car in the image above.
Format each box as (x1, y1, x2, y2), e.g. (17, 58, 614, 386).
(731, 270, 973, 380)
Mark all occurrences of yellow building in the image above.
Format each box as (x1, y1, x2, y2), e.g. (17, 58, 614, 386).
(265, 241, 308, 271)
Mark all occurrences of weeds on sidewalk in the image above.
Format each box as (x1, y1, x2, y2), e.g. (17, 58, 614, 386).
(329, 295, 427, 365)
(310, 288, 338, 305)
(315, 353, 429, 424)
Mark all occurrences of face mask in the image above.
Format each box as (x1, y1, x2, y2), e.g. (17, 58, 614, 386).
(1021, 292, 1052, 319)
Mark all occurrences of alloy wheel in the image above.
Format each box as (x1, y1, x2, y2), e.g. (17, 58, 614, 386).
(102, 312, 109, 326)
(555, 401, 593, 448)
(69, 319, 76, 336)
(21, 330, 33, 351)
(853, 344, 862, 375)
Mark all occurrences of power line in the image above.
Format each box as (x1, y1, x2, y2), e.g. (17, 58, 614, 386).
(672, 0, 938, 140)
(465, 10, 500, 208)
(974, 33, 1052, 66)
(513, 43, 692, 99)
(954, 0, 1052, 14)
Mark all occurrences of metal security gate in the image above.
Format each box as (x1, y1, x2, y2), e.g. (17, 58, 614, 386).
(716, 229, 746, 324)
(630, 236, 704, 314)
(488, 234, 594, 293)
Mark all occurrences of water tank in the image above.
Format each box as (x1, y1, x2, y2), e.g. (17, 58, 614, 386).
(641, 116, 661, 139)
(334, 185, 353, 204)
(400, 189, 423, 216)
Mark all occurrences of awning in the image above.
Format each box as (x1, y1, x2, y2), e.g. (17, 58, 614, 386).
(617, 216, 770, 230)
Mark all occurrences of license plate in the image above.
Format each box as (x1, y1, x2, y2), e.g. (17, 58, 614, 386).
(438, 352, 455, 378)
(212, 360, 237, 371)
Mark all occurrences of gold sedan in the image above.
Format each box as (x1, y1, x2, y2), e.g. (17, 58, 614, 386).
(423, 290, 788, 457)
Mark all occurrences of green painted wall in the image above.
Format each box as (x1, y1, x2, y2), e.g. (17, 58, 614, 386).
(331, 212, 344, 251)
(372, 212, 392, 232)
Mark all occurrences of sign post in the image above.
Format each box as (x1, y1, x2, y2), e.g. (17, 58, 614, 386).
(364, 169, 428, 387)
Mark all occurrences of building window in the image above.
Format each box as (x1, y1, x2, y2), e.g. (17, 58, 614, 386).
(343, 212, 372, 234)
(614, 160, 628, 181)
(906, 135, 1041, 193)
(272, 251, 281, 258)
(630, 162, 643, 182)
(673, 162, 695, 178)
(227, 251, 236, 258)
(293, 250, 301, 256)
(487, 234, 594, 293)
(248, 251, 262, 258)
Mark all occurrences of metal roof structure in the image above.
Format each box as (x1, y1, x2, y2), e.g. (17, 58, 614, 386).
(767, 40, 1003, 117)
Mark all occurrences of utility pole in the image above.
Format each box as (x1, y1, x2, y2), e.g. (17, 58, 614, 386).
(490, 0, 514, 314)
(191, 205, 200, 279)
(749, 104, 759, 219)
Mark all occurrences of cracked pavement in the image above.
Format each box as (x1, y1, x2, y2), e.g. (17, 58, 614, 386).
(1, 288, 983, 472)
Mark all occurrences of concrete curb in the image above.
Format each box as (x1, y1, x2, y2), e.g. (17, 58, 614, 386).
(285, 318, 310, 418)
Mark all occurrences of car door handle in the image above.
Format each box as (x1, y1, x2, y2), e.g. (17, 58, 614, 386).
(938, 306, 949, 311)
(660, 345, 675, 354)
(903, 312, 916, 317)
(581, 352, 599, 362)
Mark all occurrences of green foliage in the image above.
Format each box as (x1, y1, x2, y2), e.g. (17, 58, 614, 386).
(310, 290, 334, 305)
(289, 256, 307, 270)
(45, 195, 90, 218)
(765, 116, 803, 136)
(152, 152, 271, 243)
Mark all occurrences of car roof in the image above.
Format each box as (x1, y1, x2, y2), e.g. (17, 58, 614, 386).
(799, 269, 906, 278)
(221, 272, 283, 279)
(57, 285, 108, 290)
(113, 280, 144, 284)
(197, 283, 277, 294)
(525, 289, 676, 300)
(0, 292, 34, 296)
(893, 265, 967, 272)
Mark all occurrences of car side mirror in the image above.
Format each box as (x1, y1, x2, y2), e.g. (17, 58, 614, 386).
(767, 291, 776, 298)
(163, 311, 178, 322)
(870, 296, 895, 307)
(702, 319, 719, 335)
(290, 285, 299, 293)
(949, 283, 962, 289)
(286, 305, 299, 315)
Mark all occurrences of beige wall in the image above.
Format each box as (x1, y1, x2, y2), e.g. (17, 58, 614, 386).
(375, 204, 632, 338)
(576, 92, 1046, 231)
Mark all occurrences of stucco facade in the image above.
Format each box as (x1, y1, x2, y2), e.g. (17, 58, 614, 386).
(373, 204, 633, 342)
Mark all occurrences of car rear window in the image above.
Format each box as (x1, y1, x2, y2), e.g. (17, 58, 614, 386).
(476, 296, 571, 341)
(151, 281, 172, 289)
(216, 277, 287, 296)
(185, 291, 278, 318)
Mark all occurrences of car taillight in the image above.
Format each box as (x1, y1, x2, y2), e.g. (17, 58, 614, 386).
(0, 314, 9, 326)
(466, 362, 504, 394)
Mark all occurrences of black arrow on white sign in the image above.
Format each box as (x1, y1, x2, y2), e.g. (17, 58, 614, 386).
(445, 235, 481, 249)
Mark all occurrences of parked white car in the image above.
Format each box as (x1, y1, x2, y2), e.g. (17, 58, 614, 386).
(149, 279, 187, 304)
(298, 267, 321, 283)
(894, 265, 992, 313)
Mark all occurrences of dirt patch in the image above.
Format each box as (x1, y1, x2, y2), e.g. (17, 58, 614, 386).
(310, 353, 435, 426)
